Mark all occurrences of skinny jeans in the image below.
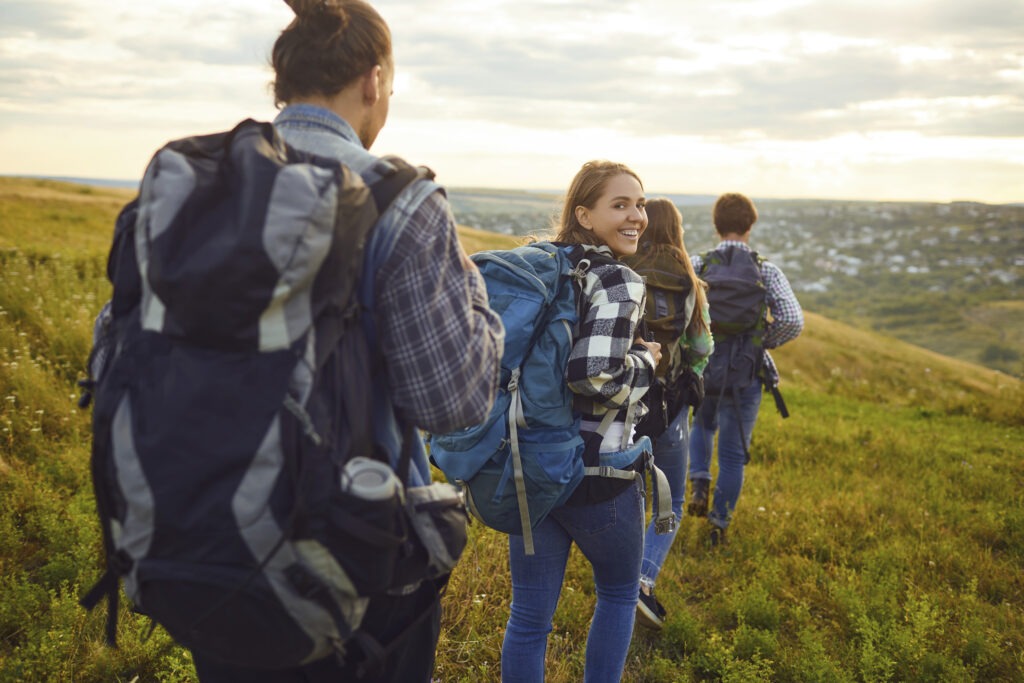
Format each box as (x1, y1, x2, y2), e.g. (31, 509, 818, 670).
(688, 383, 762, 530)
(640, 408, 689, 589)
(501, 479, 644, 683)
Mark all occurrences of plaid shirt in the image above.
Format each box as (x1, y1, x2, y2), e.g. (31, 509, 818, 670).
(374, 191, 505, 433)
(275, 107, 504, 436)
(567, 245, 657, 429)
(692, 240, 803, 385)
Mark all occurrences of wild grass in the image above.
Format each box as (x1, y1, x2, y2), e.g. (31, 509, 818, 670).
(1, 178, 1022, 681)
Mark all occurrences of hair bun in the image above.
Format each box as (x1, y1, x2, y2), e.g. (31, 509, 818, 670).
(284, 0, 320, 18)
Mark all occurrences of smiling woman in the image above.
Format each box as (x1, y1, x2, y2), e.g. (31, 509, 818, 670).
(573, 173, 648, 257)
(500, 160, 663, 682)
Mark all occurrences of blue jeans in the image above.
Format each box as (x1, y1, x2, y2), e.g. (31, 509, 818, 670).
(688, 384, 762, 530)
(640, 408, 689, 589)
(501, 479, 644, 683)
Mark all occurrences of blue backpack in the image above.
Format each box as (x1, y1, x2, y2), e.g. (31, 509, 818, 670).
(430, 243, 673, 554)
(699, 245, 769, 396)
(79, 119, 469, 672)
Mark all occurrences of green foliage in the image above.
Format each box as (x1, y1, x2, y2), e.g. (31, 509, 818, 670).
(982, 343, 1021, 364)
(1, 178, 1023, 681)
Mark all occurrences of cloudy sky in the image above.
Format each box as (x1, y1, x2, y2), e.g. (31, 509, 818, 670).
(2, 0, 1022, 203)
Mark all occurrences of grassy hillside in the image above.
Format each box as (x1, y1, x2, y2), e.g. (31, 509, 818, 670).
(1, 178, 1022, 681)
(0, 178, 133, 257)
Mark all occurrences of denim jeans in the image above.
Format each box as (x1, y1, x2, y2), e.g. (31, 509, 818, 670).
(688, 383, 763, 530)
(640, 408, 689, 589)
(501, 479, 644, 683)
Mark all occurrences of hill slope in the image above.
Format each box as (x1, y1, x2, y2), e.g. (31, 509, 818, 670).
(0, 177, 1021, 681)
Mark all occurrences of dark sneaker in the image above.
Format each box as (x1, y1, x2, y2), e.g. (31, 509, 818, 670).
(708, 525, 728, 547)
(687, 479, 709, 517)
(636, 589, 667, 630)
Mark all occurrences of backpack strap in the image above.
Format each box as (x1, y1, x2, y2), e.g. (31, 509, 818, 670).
(580, 438, 676, 535)
(367, 156, 435, 216)
(506, 368, 536, 554)
(769, 385, 789, 419)
(743, 250, 790, 420)
(340, 157, 435, 463)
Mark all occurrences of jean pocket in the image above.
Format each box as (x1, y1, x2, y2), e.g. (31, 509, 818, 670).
(560, 495, 618, 535)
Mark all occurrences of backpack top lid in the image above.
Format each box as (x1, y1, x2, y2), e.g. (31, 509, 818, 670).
(700, 244, 766, 338)
(137, 120, 377, 354)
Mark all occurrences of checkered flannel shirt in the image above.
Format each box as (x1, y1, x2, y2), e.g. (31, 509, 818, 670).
(567, 245, 657, 424)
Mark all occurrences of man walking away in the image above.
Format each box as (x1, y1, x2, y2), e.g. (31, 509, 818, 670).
(191, 1, 505, 680)
(687, 192, 802, 547)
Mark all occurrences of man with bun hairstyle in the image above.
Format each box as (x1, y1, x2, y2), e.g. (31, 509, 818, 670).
(190, 1, 504, 681)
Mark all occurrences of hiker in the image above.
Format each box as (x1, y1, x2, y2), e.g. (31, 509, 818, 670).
(623, 198, 713, 629)
(500, 161, 662, 682)
(188, 1, 505, 681)
(687, 192, 803, 546)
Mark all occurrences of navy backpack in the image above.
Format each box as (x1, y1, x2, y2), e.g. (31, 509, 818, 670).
(698, 245, 788, 458)
(80, 119, 468, 671)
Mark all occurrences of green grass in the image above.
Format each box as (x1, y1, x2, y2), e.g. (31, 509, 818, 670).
(1, 177, 1022, 682)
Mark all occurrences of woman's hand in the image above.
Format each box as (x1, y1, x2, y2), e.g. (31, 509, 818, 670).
(635, 338, 662, 367)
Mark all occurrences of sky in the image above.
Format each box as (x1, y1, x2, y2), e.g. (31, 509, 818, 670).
(1, 0, 1022, 204)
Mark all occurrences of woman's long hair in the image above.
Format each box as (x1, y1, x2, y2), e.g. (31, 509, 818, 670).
(630, 197, 709, 338)
(552, 160, 643, 246)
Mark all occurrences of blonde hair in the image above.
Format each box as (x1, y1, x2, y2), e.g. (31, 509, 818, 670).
(553, 161, 643, 247)
(630, 197, 709, 338)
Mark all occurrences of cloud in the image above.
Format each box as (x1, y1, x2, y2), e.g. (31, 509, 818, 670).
(0, 0, 1020, 202)
(0, 0, 78, 39)
(112, 8, 280, 67)
(371, 0, 1024, 144)
(768, 0, 1024, 46)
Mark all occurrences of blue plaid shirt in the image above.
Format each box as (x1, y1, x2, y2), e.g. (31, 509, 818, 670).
(275, 105, 504, 436)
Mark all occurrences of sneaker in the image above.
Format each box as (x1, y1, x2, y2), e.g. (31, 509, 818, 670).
(687, 479, 709, 517)
(636, 588, 667, 630)
(708, 525, 727, 547)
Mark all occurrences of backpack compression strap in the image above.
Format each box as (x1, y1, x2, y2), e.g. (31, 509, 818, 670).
(505, 254, 591, 555)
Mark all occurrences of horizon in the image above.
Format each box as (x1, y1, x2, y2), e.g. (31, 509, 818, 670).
(9, 173, 1021, 208)
(1, 1, 1022, 205)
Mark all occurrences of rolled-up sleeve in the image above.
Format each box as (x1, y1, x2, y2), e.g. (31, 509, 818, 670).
(566, 264, 655, 410)
(375, 191, 504, 433)
(762, 261, 803, 349)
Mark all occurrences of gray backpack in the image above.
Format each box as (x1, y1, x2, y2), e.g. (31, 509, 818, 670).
(80, 120, 468, 671)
